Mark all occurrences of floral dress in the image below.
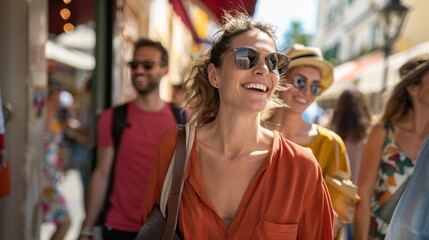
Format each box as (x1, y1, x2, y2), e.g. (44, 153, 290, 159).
(41, 118, 68, 225)
(369, 124, 415, 239)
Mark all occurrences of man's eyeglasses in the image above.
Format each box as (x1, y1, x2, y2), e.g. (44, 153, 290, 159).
(232, 47, 290, 76)
(127, 60, 164, 70)
(291, 75, 324, 96)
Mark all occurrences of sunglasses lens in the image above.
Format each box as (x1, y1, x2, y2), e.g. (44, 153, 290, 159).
(128, 61, 139, 70)
(232, 48, 290, 76)
(142, 61, 154, 70)
(292, 76, 306, 89)
(266, 53, 290, 76)
(234, 48, 259, 70)
(311, 83, 323, 96)
(292, 76, 323, 96)
(128, 60, 156, 70)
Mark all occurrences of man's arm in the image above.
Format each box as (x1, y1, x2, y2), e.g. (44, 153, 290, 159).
(78, 145, 114, 239)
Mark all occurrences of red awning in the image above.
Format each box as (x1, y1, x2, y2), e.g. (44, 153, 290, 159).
(170, 0, 258, 43)
(170, 0, 203, 43)
(193, 0, 258, 23)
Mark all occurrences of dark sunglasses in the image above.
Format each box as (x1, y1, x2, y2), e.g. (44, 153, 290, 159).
(292, 75, 324, 96)
(232, 47, 290, 76)
(127, 60, 164, 70)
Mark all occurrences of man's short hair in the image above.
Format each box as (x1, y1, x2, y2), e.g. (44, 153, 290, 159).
(134, 38, 169, 67)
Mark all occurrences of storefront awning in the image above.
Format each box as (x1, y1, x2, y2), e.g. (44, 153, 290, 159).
(357, 41, 429, 93)
(191, 0, 258, 23)
(46, 41, 95, 70)
(170, 0, 204, 43)
(170, 0, 258, 43)
(319, 41, 429, 101)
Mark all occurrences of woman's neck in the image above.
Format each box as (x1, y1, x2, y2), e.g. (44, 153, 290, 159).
(200, 111, 272, 159)
(397, 108, 429, 138)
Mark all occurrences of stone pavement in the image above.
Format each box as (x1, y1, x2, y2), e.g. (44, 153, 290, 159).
(40, 170, 85, 240)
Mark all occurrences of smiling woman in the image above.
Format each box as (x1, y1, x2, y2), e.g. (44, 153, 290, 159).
(264, 44, 350, 239)
(140, 11, 334, 239)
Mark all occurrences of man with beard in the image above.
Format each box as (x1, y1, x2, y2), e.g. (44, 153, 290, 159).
(79, 38, 185, 240)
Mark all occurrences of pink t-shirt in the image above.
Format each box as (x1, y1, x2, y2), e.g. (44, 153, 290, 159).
(98, 101, 178, 231)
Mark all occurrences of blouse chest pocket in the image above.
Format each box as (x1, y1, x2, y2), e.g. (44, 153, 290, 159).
(252, 220, 298, 240)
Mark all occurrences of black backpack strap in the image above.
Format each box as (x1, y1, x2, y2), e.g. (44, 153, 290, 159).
(169, 102, 187, 124)
(97, 103, 128, 225)
(112, 103, 128, 150)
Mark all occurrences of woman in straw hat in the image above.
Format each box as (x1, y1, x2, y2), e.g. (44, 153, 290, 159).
(264, 44, 353, 239)
(355, 53, 429, 239)
(140, 13, 334, 239)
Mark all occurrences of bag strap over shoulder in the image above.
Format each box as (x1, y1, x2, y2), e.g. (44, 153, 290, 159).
(162, 124, 188, 240)
(160, 123, 195, 215)
(159, 123, 195, 240)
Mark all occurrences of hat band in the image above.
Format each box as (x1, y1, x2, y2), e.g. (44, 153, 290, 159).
(401, 60, 429, 81)
(290, 54, 321, 61)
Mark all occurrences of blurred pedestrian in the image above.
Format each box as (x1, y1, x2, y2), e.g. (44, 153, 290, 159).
(331, 89, 372, 239)
(355, 53, 429, 239)
(264, 44, 352, 239)
(79, 38, 186, 240)
(331, 89, 372, 186)
(42, 89, 71, 240)
(61, 77, 93, 206)
(140, 12, 333, 239)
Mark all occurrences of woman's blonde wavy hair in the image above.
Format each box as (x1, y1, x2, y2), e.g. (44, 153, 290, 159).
(183, 11, 287, 125)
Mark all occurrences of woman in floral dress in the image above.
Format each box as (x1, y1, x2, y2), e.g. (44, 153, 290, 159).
(355, 54, 429, 239)
(42, 89, 71, 240)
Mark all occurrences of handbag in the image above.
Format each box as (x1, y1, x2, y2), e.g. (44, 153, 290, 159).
(373, 176, 410, 224)
(324, 132, 360, 224)
(0, 160, 11, 197)
(136, 123, 195, 240)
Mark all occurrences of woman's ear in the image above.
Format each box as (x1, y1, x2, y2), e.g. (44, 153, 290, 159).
(406, 84, 419, 98)
(208, 63, 219, 88)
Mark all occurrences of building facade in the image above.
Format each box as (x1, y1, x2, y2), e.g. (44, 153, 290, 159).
(313, 0, 429, 113)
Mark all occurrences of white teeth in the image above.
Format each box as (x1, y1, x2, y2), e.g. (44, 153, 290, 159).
(294, 97, 307, 104)
(243, 83, 268, 92)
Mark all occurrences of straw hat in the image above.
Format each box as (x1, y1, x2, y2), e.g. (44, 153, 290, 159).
(284, 44, 334, 91)
(399, 53, 429, 83)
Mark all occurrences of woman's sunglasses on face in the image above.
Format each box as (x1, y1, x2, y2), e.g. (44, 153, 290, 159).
(291, 75, 324, 96)
(127, 60, 164, 71)
(232, 47, 291, 76)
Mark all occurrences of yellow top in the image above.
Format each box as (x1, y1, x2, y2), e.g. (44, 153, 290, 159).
(301, 125, 351, 177)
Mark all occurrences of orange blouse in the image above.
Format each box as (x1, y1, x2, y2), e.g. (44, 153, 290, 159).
(141, 128, 334, 239)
